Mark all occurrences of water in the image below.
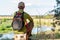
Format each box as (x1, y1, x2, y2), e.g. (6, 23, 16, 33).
(0, 26, 54, 40)
(0, 33, 14, 40)
(32, 25, 54, 34)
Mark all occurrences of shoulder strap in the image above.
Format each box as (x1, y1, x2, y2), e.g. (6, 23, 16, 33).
(14, 12, 17, 18)
(22, 12, 25, 28)
(22, 12, 24, 19)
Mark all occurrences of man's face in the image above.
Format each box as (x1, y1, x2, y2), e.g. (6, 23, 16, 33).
(18, 2, 25, 10)
(18, 6, 25, 9)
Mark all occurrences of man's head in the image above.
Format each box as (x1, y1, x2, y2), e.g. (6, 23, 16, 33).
(18, 2, 25, 9)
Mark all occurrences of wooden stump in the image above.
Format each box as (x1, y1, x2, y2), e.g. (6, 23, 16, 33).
(14, 33, 28, 40)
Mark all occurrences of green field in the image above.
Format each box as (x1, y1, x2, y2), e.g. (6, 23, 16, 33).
(0, 18, 53, 33)
(0, 18, 60, 39)
(0, 19, 13, 34)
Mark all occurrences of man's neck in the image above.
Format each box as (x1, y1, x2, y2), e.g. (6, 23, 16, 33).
(18, 9, 24, 13)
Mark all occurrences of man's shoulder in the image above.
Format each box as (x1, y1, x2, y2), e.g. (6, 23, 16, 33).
(14, 11, 29, 16)
(24, 12, 29, 15)
(24, 12, 27, 14)
(14, 11, 18, 13)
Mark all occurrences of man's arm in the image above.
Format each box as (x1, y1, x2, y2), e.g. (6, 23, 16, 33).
(25, 13, 34, 36)
(26, 13, 33, 23)
(26, 13, 34, 27)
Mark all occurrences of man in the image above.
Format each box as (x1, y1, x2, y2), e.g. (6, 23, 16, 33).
(12, 2, 34, 37)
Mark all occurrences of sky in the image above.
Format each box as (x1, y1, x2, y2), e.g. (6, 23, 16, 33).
(0, 0, 56, 15)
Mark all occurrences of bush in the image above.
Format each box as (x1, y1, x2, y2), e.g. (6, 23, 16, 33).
(55, 33, 60, 38)
(2, 18, 7, 22)
(6, 25, 11, 28)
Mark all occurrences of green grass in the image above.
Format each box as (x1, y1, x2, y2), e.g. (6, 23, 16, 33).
(0, 20, 12, 33)
(0, 18, 60, 38)
(0, 18, 53, 33)
(0, 18, 56, 34)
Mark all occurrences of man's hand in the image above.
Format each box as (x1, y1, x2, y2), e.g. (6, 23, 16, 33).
(26, 22, 34, 32)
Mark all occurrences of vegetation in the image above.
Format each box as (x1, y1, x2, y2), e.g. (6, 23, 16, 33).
(0, 14, 60, 39)
(0, 18, 12, 34)
(35, 14, 54, 19)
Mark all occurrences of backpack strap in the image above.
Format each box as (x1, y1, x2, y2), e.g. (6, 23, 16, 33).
(21, 12, 25, 28)
(14, 12, 17, 18)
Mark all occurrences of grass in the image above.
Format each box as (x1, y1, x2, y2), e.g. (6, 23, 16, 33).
(0, 18, 54, 33)
(0, 18, 60, 39)
(0, 18, 57, 34)
(33, 19, 53, 27)
(0, 20, 13, 34)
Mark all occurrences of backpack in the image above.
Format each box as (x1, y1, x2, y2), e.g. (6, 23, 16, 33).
(12, 12, 24, 30)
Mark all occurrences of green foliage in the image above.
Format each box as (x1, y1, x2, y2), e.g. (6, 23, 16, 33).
(6, 25, 11, 28)
(1, 18, 10, 22)
(35, 15, 43, 19)
(0, 19, 12, 33)
(2, 18, 7, 22)
(55, 33, 60, 38)
(34, 14, 54, 19)
(43, 14, 53, 19)
(0, 20, 2, 24)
